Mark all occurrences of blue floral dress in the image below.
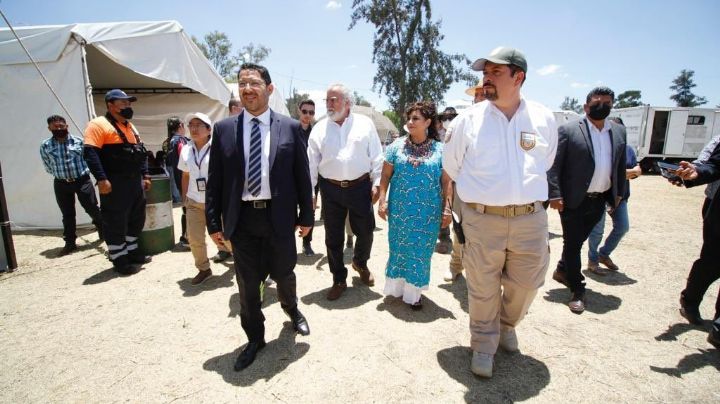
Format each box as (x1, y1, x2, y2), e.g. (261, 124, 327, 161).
(383, 137, 444, 304)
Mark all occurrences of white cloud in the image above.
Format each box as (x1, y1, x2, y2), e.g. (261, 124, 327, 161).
(536, 64, 561, 76)
(326, 1, 342, 9)
(571, 82, 590, 89)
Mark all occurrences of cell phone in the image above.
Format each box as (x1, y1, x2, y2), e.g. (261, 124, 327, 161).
(656, 161, 681, 182)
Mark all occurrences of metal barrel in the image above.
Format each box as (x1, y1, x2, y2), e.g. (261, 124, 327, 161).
(138, 174, 174, 255)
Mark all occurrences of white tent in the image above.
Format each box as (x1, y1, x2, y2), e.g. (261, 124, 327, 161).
(0, 21, 233, 228)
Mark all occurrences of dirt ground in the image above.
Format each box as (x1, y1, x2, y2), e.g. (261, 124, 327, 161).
(0, 175, 718, 403)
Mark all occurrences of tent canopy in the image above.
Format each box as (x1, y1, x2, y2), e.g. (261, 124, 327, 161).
(0, 21, 234, 228)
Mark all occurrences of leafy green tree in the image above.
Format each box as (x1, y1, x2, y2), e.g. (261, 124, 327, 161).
(236, 43, 271, 65)
(192, 31, 236, 79)
(614, 90, 643, 108)
(559, 96, 583, 114)
(353, 91, 373, 107)
(286, 89, 311, 119)
(349, 0, 474, 115)
(383, 110, 404, 135)
(669, 69, 707, 107)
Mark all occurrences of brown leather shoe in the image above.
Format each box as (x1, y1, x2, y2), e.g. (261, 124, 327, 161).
(552, 269, 569, 287)
(587, 260, 608, 276)
(326, 282, 347, 301)
(568, 292, 586, 314)
(191, 269, 212, 285)
(598, 255, 619, 271)
(352, 262, 375, 286)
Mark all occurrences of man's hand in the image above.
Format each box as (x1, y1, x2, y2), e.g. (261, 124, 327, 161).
(297, 225, 312, 238)
(371, 186, 380, 204)
(143, 178, 152, 191)
(675, 161, 698, 181)
(549, 199, 564, 212)
(97, 179, 112, 194)
(209, 232, 225, 248)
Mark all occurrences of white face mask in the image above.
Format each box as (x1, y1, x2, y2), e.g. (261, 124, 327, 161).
(442, 120, 451, 130)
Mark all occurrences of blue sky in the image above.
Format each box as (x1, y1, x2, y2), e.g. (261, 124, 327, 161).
(2, 0, 719, 116)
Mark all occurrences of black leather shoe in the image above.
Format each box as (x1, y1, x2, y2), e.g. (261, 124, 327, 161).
(211, 250, 232, 263)
(286, 308, 310, 336)
(679, 297, 703, 325)
(234, 341, 266, 371)
(708, 321, 720, 349)
(302, 243, 315, 257)
(58, 243, 78, 257)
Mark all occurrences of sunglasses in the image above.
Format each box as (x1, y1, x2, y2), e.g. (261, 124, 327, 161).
(301, 109, 315, 116)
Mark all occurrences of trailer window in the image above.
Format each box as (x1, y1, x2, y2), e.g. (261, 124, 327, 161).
(687, 115, 705, 125)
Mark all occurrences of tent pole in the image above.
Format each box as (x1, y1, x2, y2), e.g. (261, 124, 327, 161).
(0, 7, 84, 134)
(78, 40, 96, 121)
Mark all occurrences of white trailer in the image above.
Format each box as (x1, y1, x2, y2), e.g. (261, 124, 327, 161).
(610, 106, 720, 170)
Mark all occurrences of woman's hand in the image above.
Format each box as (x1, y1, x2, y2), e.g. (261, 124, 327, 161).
(378, 200, 389, 220)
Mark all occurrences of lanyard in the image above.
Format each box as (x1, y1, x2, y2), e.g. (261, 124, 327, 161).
(192, 145, 210, 170)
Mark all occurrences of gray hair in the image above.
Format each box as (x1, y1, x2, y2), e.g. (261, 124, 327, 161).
(328, 83, 354, 107)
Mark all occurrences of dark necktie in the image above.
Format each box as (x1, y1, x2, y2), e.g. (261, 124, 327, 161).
(247, 118, 262, 196)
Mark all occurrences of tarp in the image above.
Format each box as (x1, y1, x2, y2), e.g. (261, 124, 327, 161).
(351, 105, 398, 143)
(0, 21, 233, 228)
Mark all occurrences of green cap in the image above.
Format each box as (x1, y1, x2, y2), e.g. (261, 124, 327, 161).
(471, 47, 527, 73)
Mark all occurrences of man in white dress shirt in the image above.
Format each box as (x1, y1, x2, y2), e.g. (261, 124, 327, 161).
(443, 47, 558, 378)
(307, 83, 383, 301)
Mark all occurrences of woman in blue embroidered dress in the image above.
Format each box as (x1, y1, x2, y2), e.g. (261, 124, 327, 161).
(377, 101, 452, 309)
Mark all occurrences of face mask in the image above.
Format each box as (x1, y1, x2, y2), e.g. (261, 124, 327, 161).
(588, 103, 611, 120)
(119, 107, 134, 119)
(51, 129, 68, 138)
(442, 121, 450, 130)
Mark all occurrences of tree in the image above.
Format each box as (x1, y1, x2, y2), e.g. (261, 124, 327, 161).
(191, 31, 236, 79)
(559, 96, 583, 114)
(614, 90, 643, 108)
(383, 110, 403, 134)
(349, 0, 474, 115)
(353, 91, 372, 107)
(285, 89, 311, 119)
(236, 43, 271, 65)
(669, 69, 707, 107)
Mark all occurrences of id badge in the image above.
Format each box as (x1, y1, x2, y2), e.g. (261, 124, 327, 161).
(196, 177, 207, 192)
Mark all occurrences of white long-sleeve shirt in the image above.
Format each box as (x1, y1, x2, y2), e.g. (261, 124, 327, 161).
(307, 113, 383, 189)
(443, 98, 558, 206)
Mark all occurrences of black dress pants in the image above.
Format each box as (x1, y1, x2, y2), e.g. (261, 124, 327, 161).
(319, 177, 374, 284)
(556, 194, 607, 293)
(682, 205, 720, 320)
(53, 174, 101, 244)
(230, 202, 298, 343)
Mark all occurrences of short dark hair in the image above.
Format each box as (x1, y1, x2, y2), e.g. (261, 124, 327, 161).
(299, 99, 315, 109)
(509, 64, 526, 85)
(167, 116, 182, 137)
(405, 101, 440, 141)
(238, 63, 272, 85)
(47, 115, 66, 125)
(228, 97, 242, 110)
(610, 116, 624, 126)
(586, 86, 615, 104)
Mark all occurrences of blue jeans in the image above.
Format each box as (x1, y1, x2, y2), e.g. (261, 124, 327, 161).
(587, 200, 629, 262)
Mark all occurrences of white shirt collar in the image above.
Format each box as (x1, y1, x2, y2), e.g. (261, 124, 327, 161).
(243, 108, 271, 127)
(585, 116, 611, 133)
(486, 97, 527, 120)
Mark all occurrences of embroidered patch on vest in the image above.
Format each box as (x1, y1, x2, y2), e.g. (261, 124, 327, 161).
(520, 131, 536, 151)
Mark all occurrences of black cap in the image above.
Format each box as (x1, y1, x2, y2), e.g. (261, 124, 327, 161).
(104, 89, 137, 103)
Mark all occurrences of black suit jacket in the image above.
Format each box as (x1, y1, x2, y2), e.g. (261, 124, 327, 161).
(686, 141, 720, 233)
(548, 118, 627, 209)
(205, 109, 313, 239)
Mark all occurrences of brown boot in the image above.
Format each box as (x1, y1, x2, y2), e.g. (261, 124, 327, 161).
(352, 261, 375, 286)
(326, 282, 347, 301)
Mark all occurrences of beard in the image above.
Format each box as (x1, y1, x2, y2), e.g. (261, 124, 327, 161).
(327, 109, 344, 121)
(483, 85, 498, 101)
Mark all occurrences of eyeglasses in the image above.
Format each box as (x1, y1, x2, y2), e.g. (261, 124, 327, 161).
(324, 97, 342, 104)
(301, 109, 315, 116)
(238, 80, 265, 89)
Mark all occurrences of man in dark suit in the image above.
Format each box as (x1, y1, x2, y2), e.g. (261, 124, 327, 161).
(205, 63, 313, 371)
(548, 86, 627, 313)
(674, 142, 720, 349)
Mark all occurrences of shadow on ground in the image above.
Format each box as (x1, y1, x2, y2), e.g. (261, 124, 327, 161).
(300, 277, 382, 310)
(583, 269, 637, 286)
(649, 347, 719, 378)
(543, 288, 622, 314)
(178, 265, 235, 297)
(203, 326, 309, 386)
(376, 295, 455, 323)
(437, 346, 550, 402)
(438, 275, 468, 313)
(655, 321, 713, 342)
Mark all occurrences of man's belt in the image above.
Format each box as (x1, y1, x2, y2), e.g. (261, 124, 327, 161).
(586, 192, 607, 199)
(466, 201, 540, 218)
(324, 173, 370, 188)
(55, 173, 90, 183)
(242, 200, 271, 209)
